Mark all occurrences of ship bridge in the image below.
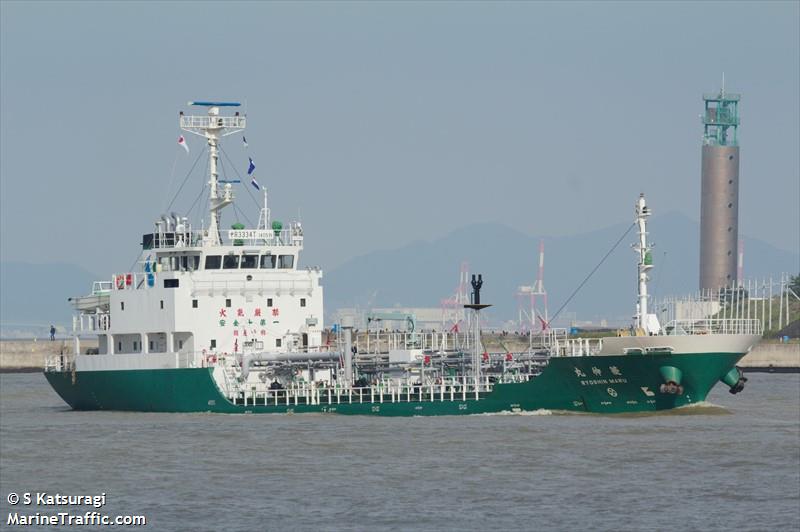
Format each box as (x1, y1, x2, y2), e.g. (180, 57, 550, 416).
(69, 101, 324, 360)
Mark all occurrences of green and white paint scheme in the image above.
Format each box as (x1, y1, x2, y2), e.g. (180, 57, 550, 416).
(44, 103, 760, 415)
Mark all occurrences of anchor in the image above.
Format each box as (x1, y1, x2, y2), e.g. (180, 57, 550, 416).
(721, 366, 747, 394)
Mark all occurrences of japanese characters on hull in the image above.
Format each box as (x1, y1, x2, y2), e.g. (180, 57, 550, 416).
(219, 306, 277, 344)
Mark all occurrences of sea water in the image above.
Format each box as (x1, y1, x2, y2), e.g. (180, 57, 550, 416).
(0, 372, 798, 531)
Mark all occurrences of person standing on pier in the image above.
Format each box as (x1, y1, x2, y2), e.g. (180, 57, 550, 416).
(50, 325, 55, 341)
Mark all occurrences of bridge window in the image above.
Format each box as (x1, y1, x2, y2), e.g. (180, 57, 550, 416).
(223, 255, 240, 269)
(241, 255, 258, 269)
(278, 255, 294, 269)
(260, 254, 275, 269)
(158, 256, 174, 272)
(164, 279, 179, 288)
(180, 255, 201, 271)
(205, 255, 221, 269)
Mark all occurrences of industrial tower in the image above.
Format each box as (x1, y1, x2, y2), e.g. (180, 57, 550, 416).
(699, 84, 740, 291)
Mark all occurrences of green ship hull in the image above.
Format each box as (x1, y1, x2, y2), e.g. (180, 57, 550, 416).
(44, 352, 744, 415)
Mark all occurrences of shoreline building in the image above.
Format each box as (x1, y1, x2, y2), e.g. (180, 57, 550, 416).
(699, 86, 741, 291)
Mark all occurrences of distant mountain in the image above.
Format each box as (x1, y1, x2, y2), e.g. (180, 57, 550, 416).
(0, 262, 98, 334)
(323, 212, 799, 325)
(1, 214, 796, 336)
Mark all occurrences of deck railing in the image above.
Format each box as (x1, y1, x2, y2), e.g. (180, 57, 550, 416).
(180, 114, 246, 130)
(230, 375, 507, 407)
(358, 331, 473, 354)
(663, 318, 762, 336)
(556, 338, 603, 357)
(143, 227, 302, 250)
(44, 353, 75, 373)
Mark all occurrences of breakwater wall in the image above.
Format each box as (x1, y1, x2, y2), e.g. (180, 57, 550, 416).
(738, 341, 800, 371)
(0, 339, 98, 372)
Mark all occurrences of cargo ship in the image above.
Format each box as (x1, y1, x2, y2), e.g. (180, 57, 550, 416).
(44, 102, 761, 415)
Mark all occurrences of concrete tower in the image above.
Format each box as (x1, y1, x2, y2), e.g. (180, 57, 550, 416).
(700, 85, 740, 291)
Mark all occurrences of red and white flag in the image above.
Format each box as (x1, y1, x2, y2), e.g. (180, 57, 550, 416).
(177, 135, 189, 153)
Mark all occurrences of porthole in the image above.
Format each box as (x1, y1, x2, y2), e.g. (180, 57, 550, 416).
(727, 203, 733, 208)
(728, 155, 734, 160)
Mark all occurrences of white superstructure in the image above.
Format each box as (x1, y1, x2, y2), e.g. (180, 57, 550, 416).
(71, 102, 325, 374)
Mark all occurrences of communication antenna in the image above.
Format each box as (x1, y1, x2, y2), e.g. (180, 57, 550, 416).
(180, 101, 246, 245)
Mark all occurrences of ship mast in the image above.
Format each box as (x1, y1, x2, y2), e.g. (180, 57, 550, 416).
(464, 274, 490, 387)
(180, 102, 246, 245)
(633, 193, 655, 332)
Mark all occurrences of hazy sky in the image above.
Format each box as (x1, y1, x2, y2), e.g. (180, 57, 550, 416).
(1, 1, 798, 277)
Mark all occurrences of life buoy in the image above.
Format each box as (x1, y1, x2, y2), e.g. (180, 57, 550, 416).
(206, 354, 217, 364)
(125, 273, 133, 286)
(116, 275, 125, 289)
